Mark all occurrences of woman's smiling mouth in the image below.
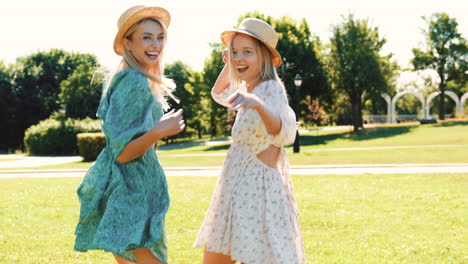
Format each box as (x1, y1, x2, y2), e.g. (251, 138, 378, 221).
(237, 66, 248, 73)
(145, 51, 159, 59)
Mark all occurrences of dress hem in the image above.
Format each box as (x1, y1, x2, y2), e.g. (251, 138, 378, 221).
(195, 244, 252, 264)
(74, 246, 168, 264)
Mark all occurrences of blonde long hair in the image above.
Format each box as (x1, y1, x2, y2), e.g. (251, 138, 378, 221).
(105, 17, 177, 110)
(227, 33, 282, 91)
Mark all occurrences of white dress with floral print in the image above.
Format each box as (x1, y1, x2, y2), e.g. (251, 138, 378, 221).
(194, 80, 304, 264)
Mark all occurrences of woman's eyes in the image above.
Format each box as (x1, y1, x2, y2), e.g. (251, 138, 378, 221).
(232, 50, 252, 55)
(143, 36, 164, 41)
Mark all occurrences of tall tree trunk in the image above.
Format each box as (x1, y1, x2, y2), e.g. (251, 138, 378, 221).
(358, 98, 364, 128)
(351, 96, 360, 132)
(197, 123, 202, 139)
(438, 60, 446, 120)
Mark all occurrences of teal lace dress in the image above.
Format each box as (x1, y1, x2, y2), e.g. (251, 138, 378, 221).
(74, 68, 169, 263)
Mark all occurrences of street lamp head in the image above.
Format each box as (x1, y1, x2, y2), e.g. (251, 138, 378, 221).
(294, 73, 302, 87)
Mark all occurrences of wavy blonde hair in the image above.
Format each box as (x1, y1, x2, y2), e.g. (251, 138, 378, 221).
(105, 17, 177, 110)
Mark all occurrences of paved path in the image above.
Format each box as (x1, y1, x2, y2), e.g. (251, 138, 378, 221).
(1, 163, 467, 178)
(0, 155, 83, 168)
(1, 142, 467, 178)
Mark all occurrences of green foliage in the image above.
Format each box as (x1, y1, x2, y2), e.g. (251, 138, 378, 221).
(59, 63, 105, 119)
(184, 71, 211, 138)
(0, 62, 15, 151)
(165, 61, 211, 140)
(76, 132, 106, 161)
(411, 13, 468, 119)
(328, 14, 394, 132)
(202, 43, 230, 137)
(24, 117, 101, 155)
(7, 49, 100, 149)
(395, 94, 424, 115)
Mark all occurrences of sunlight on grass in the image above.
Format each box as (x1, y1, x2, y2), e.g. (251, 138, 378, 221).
(1, 173, 466, 263)
(1, 121, 467, 170)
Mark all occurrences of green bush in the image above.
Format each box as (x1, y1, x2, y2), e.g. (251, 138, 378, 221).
(77, 132, 106, 161)
(24, 117, 101, 155)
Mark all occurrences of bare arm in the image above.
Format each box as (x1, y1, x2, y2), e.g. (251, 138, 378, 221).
(212, 65, 230, 94)
(116, 109, 185, 163)
(212, 49, 231, 95)
(228, 92, 281, 135)
(255, 103, 281, 135)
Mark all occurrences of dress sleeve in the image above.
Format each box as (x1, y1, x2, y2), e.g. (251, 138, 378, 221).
(101, 71, 156, 158)
(263, 81, 297, 147)
(211, 86, 236, 107)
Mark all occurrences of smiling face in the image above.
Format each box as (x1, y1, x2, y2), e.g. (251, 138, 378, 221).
(124, 19, 165, 71)
(230, 33, 261, 85)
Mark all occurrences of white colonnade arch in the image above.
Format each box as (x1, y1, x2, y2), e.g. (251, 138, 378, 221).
(391, 91, 426, 123)
(425, 91, 462, 118)
(461, 93, 468, 117)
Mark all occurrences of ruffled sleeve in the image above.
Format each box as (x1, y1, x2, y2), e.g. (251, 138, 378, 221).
(211, 86, 236, 107)
(99, 70, 156, 158)
(262, 81, 297, 147)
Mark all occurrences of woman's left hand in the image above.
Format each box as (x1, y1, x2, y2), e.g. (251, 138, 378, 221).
(227, 91, 264, 111)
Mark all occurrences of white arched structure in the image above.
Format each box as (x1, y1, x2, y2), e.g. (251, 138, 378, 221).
(381, 93, 392, 123)
(391, 91, 426, 123)
(461, 92, 468, 117)
(426, 90, 461, 118)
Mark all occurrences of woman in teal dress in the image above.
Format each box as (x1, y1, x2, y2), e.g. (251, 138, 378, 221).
(74, 6, 184, 264)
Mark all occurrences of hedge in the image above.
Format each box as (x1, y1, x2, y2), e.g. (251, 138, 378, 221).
(77, 132, 106, 161)
(24, 117, 101, 155)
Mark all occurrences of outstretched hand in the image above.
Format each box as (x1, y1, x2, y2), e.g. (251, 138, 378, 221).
(156, 109, 185, 138)
(227, 91, 264, 111)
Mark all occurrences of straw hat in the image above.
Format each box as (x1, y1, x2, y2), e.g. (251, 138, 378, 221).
(221, 18, 282, 68)
(113, 5, 171, 56)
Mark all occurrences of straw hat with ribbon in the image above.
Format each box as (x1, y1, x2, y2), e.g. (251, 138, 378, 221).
(113, 5, 171, 56)
(221, 18, 282, 68)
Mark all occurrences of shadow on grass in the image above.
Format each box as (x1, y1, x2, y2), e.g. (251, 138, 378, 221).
(300, 125, 416, 147)
(203, 144, 231, 152)
(431, 121, 468, 127)
(191, 120, 467, 151)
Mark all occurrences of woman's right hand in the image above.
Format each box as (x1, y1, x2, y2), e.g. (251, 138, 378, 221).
(155, 109, 185, 138)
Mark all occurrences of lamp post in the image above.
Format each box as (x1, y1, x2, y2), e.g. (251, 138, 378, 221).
(293, 74, 302, 153)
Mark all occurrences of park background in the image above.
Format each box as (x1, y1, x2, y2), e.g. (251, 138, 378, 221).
(1, 0, 467, 263)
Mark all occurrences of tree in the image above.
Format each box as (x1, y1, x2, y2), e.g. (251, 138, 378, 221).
(412, 13, 468, 120)
(184, 71, 211, 138)
(165, 61, 209, 139)
(0, 62, 15, 151)
(328, 14, 391, 132)
(202, 43, 229, 138)
(9, 49, 99, 148)
(302, 97, 329, 126)
(59, 63, 105, 119)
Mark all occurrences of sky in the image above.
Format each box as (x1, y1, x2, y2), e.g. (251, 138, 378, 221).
(1, 0, 467, 72)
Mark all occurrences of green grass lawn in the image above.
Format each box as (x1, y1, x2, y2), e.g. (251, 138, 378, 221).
(1, 173, 466, 263)
(2, 121, 466, 170)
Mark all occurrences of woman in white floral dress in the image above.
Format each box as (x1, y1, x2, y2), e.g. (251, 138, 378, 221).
(194, 18, 304, 264)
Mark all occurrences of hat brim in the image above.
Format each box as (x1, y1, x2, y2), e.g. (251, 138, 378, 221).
(221, 30, 282, 68)
(114, 7, 171, 56)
